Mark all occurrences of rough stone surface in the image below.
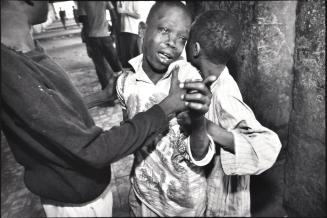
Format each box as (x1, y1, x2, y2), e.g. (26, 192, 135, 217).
(284, 0, 326, 216)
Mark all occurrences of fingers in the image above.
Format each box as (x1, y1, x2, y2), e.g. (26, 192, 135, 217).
(181, 76, 217, 92)
(169, 65, 180, 92)
(185, 102, 209, 112)
(203, 75, 217, 88)
(182, 92, 211, 104)
(179, 77, 216, 116)
(180, 81, 210, 96)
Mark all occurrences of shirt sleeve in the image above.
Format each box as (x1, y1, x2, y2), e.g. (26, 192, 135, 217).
(1, 50, 169, 170)
(186, 134, 216, 166)
(217, 94, 282, 175)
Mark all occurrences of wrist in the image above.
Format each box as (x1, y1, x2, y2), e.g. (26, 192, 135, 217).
(158, 99, 175, 120)
(192, 143, 209, 160)
(191, 115, 206, 130)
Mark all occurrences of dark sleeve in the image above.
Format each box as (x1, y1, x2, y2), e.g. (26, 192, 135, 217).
(1, 50, 168, 170)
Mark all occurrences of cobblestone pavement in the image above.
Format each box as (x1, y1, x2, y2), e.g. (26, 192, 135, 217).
(1, 32, 132, 217)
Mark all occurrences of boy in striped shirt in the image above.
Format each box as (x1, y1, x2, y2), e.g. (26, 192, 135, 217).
(183, 10, 282, 216)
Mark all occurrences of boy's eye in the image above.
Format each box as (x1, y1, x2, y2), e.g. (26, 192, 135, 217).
(159, 27, 169, 33)
(179, 36, 188, 42)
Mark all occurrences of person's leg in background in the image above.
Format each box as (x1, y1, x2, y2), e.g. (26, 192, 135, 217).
(83, 37, 117, 108)
(60, 18, 66, 29)
(118, 32, 130, 68)
(99, 36, 123, 100)
(87, 37, 114, 90)
(118, 32, 141, 68)
(128, 33, 140, 62)
(100, 36, 122, 75)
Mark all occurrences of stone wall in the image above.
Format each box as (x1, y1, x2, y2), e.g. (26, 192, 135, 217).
(284, 0, 326, 216)
(187, 1, 325, 216)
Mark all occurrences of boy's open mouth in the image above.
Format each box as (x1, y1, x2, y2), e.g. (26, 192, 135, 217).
(158, 51, 173, 64)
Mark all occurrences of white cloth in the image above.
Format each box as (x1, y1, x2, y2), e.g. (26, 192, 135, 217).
(205, 67, 282, 216)
(116, 54, 215, 216)
(118, 1, 140, 35)
(42, 183, 113, 217)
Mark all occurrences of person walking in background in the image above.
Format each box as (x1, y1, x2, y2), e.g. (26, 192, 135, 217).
(72, 5, 80, 27)
(81, 1, 123, 103)
(59, 7, 67, 30)
(116, 1, 141, 68)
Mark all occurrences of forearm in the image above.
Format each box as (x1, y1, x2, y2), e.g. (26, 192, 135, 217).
(206, 119, 235, 154)
(85, 105, 168, 166)
(190, 116, 210, 160)
(158, 97, 177, 120)
(117, 8, 140, 19)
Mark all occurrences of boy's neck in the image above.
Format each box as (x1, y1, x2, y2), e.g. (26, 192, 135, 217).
(200, 58, 225, 79)
(142, 59, 168, 85)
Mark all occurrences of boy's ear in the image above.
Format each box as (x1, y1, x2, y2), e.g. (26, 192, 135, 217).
(192, 42, 201, 57)
(143, 23, 148, 32)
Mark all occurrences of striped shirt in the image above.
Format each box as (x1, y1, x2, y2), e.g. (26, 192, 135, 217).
(205, 67, 282, 217)
(116, 54, 215, 216)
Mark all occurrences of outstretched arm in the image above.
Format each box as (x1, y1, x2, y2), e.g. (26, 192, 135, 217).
(181, 76, 217, 162)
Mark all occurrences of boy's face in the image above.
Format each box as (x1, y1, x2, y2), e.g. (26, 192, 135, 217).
(143, 5, 192, 73)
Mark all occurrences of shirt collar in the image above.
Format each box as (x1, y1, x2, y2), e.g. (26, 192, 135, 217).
(210, 66, 229, 90)
(128, 54, 184, 83)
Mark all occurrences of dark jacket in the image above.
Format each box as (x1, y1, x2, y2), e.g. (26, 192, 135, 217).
(1, 43, 168, 204)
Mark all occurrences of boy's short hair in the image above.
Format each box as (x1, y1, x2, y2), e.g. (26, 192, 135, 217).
(190, 10, 241, 65)
(146, 1, 192, 25)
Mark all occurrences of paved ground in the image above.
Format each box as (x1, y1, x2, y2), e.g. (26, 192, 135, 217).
(1, 20, 287, 217)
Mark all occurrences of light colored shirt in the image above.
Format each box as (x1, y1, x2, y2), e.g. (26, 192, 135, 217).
(116, 54, 215, 216)
(118, 1, 140, 35)
(205, 67, 282, 217)
(83, 1, 110, 37)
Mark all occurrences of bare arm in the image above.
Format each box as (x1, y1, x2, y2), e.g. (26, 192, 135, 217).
(181, 76, 217, 160)
(116, 2, 140, 19)
(206, 119, 235, 154)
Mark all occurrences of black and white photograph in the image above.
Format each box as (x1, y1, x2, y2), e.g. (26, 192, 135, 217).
(1, 1, 325, 217)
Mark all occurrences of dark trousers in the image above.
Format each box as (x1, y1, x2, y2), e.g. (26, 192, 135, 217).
(117, 32, 140, 68)
(87, 36, 122, 89)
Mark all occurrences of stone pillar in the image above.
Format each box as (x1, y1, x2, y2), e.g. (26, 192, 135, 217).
(284, 0, 326, 216)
